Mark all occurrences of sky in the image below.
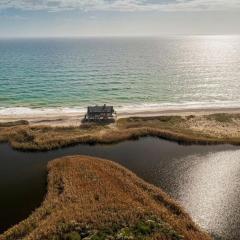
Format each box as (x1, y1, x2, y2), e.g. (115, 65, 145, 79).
(0, 0, 240, 37)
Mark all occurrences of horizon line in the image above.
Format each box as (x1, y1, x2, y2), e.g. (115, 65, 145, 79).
(0, 34, 240, 39)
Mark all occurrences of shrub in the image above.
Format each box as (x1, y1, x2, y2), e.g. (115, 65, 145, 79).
(135, 222, 151, 235)
(64, 231, 81, 240)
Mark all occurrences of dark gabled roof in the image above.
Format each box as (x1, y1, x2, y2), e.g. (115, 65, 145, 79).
(87, 105, 114, 114)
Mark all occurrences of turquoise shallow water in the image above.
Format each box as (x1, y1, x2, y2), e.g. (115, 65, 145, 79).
(0, 36, 240, 114)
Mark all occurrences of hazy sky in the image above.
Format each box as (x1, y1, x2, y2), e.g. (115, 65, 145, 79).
(0, 0, 240, 37)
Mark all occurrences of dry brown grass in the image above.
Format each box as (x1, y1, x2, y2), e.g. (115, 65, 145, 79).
(0, 155, 211, 240)
(0, 120, 29, 128)
(1, 113, 240, 151)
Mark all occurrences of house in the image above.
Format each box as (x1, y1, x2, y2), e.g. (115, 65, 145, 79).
(84, 104, 116, 121)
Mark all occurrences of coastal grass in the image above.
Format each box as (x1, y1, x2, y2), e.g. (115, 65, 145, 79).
(205, 113, 240, 123)
(1, 113, 240, 151)
(0, 155, 212, 240)
(0, 120, 29, 128)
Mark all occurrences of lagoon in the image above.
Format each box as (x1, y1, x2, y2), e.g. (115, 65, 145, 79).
(0, 138, 240, 240)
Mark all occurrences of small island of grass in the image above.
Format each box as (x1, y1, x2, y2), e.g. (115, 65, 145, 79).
(1, 155, 211, 240)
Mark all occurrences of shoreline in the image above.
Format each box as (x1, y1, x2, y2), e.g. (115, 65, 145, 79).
(1, 106, 240, 127)
(1, 111, 240, 151)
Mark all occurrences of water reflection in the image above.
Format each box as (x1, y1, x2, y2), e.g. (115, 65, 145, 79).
(0, 138, 240, 240)
(177, 151, 240, 240)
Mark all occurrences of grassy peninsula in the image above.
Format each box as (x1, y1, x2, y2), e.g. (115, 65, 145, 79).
(1, 155, 211, 240)
(1, 113, 240, 151)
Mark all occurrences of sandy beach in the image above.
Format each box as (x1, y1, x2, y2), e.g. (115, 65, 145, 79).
(1, 108, 240, 151)
(1, 106, 240, 127)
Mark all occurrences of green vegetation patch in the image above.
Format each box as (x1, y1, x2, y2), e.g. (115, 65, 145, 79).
(205, 113, 240, 123)
(117, 116, 185, 129)
(49, 217, 184, 240)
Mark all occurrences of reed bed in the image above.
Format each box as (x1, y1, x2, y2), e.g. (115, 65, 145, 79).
(1, 113, 240, 151)
(0, 155, 211, 240)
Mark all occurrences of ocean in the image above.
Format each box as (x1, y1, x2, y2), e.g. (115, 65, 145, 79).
(0, 35, 240, 115)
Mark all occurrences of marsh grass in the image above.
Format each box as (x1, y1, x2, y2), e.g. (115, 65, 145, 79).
(0, 120, 29, 128)
(205, 113, 235, 123)
(1, 113, 240, 151)
(0, 156, 211, 240)
(205, 113, 240, 124)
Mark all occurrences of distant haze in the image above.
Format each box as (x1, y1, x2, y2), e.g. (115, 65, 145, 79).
(0, 0, 240, 37)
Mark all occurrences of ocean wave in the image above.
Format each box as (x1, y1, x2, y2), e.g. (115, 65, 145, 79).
(1, 101, 240, 117)
(0, 107, 86, 116)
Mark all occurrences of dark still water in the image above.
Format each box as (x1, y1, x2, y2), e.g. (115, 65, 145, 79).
(1, 138, 240, 240)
